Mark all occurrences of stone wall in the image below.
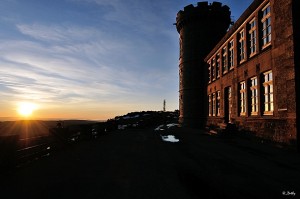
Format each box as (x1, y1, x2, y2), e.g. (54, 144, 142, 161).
(205, 0, 297, 147)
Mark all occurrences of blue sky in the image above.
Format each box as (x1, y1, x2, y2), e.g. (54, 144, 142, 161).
(0, 0, 253, 120)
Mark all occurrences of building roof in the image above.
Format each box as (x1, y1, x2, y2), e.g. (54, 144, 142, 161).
(204, 0, 265, 61)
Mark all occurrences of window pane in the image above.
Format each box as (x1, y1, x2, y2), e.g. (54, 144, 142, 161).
(270, 103, 274, 111)
(269, 72, 272, 80)
(270, 93, 273, 102)
(265, 104, 269, 111)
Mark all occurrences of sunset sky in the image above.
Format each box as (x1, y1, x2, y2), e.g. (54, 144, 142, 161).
(0, 0, 253, 121)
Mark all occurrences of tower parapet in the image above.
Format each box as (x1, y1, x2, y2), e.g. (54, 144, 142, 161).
(176, 2, 231, 128)
(176, 2, 231, 34)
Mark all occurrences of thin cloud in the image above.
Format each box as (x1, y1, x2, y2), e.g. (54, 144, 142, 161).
(0, 34, 165, 107)
(74, 0, 170, 34)
(16, 24, 100, 43)
(0, 0, 182, 119)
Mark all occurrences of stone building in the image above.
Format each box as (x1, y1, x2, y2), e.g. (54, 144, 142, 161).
(176, 0, 299, 148)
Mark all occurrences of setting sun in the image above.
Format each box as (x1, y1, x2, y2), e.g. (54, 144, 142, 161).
(17, 102, 38, 117)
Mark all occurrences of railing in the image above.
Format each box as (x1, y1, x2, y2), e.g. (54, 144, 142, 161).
(0, 122, 110, 171)
(16, 135, 52, 167)
(0, 134, 52, 169)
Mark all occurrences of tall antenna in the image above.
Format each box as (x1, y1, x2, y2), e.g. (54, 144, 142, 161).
(163, 99, 166, 112)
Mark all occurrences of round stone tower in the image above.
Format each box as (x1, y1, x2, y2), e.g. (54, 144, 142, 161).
(176, 2, 231, 128)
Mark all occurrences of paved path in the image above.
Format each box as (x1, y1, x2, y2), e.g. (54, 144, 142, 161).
(1, 127, 300, 199)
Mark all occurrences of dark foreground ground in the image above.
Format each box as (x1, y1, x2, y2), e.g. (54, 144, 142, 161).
(0, 127, 299, 199)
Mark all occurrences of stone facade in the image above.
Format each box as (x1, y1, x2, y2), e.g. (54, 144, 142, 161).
(177, 0, 298, 147)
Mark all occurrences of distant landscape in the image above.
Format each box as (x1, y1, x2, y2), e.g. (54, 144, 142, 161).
(0, 120, 98, 137)
(0, 111, 179, 138)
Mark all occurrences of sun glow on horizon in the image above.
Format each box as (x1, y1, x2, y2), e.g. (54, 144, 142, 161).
(17, 102, 38, 117)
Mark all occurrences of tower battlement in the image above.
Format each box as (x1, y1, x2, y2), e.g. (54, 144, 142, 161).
(176, 2, 231, 33)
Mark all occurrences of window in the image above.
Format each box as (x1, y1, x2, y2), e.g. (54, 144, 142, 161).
(261, 4, 271, 47)
(249, 18, 257, 56)
(239, 29, 246, 62)
(212, 58, 216, 81)
(240, 81, 246, 116)
(217, 91, 221, 116)
(229, 39, 234, 69)
(228, 87, 232, 121)
(263, 70, 273, 114)
(216, 53, 220, 78)
(250, 77, 258, 115)
(208, 94, 212, 116)
(212, 93, 216, 116)
(208, 61, 211, 83)
(222, 46, 228, 74)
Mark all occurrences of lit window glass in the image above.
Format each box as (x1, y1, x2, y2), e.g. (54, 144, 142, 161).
(208, 60, 211, 83)
(216, 53, 220, 78)
(239, 29, 245, 62)
(212, 93, 216, 116)
(262, 4, 271, 47)
(240, 81, 246, 116)
(208, 94, 212, 116)
(222, 46, 228, 74)
(263, 70, 274, 114)
(249, 18, 257, 56)
(217, 91, 221, 116)
(229, 40, 234, 69)
(250, 77, 258, 115)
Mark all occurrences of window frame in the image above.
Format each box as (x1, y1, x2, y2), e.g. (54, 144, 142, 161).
(261, 3, 271, 49)
(250, 77, 259, 115)
(216, 53, 221, 78)
(239, 29, 246, 63)
(239, 81, 247, 116)
(263, 70, 274, 115)
(249, 18, 257, 57)
(229, 39, 235, 70)
(217, 91, 221, 116)
(228, 87, 232, 122)
(208, 60, 212, 83)
(212, 57, 216, 81)
(212, 92, 216, 116)
(208, 94, 212, 116)
(222, 46, 228, 74)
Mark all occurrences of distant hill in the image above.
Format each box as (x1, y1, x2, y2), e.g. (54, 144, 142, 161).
(111, 110, 179, 130)
(0, 111, 179, 137)
(0, 120, 102, 137)
(0, 117, 18, 121)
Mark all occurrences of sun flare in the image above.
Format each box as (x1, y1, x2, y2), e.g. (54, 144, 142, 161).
(17, 102, 38, 117)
